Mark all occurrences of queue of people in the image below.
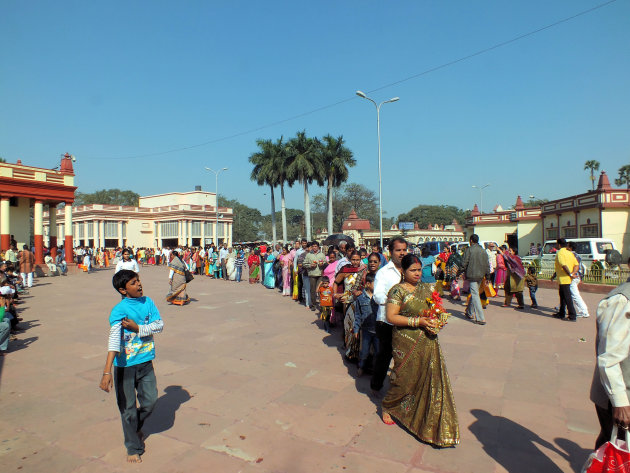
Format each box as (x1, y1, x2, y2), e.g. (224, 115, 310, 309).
(243, 236, 460, 447)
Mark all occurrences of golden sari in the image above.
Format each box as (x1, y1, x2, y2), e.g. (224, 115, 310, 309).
(382, 282, 459, 447)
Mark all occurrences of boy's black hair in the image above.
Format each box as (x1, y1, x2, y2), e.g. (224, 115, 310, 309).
(112, 270, 138, 294)
(527, 265, 536, 274)
(365, 273, 376, 284)
(321, 275, 330, 283)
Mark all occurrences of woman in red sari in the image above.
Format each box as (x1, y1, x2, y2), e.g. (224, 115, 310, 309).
(248, 249, 261, 284)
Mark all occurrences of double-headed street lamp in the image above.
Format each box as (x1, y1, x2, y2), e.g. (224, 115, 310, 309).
(356, 90, 399, 250)
(205, 167, 228, 245)
(472, 184, 491, 214)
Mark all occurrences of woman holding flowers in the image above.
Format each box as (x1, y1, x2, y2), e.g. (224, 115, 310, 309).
(382, 253, 459, 448)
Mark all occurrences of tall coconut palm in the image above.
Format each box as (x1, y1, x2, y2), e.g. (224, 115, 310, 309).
(584, 160, 600, 191)
(274, 137, 293, 243)
(286, 131, 323, 241)
(615, 164, 630, 189)
(320, 134, 355, 235)
(249, 139, 279, 243)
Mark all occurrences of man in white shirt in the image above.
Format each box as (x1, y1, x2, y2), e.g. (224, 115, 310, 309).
(590, 278, 630, 448)
(370, 237, 408, 393)
(162, 247, 170, 265)
(219, 243, 229, 280)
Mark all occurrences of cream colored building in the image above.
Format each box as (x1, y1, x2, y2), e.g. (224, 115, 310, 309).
(465, 172, 629, 259)
(43, 190, 233, 249)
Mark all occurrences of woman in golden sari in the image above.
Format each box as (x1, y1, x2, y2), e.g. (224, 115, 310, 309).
(166, 251, 190, 306)
(382, 254, 459, 448)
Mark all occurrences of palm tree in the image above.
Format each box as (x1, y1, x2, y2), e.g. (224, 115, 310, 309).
(320, 135, 355, 235)
(615, 164, 630, 189)
(274, 137, 293, 244)
(249, 139, 279, 243)
(286, 131, 323, 241)
(584, 160, 600, 191)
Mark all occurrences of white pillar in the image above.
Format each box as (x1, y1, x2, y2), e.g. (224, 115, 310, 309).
(1, 198, 10, 250)
(64, 203, 74, 263)
(94, 220, 100, 249)
(118, 221, 123, 247)
(99, 220, 105, 247)
(200, 220, 205, 247)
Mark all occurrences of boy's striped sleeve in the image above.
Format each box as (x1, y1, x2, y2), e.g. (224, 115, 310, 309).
(108, 322, 122, 352)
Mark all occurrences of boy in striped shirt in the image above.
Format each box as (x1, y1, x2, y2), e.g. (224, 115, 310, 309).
(235, 250, 245, 282)
(99, 270, 164, 463)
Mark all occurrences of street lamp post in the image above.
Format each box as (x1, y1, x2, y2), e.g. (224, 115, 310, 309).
(472, 184, 491, 213)
(205, 167, 228, 245)
(356, 90, 399, 250)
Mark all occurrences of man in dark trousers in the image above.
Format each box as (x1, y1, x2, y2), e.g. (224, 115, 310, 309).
(370, 237, 408, 394)
(590, 276, 630, 448)
(462, 234, 490, 325)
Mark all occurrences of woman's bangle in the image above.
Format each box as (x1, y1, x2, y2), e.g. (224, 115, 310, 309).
(102, 372, 112, 376)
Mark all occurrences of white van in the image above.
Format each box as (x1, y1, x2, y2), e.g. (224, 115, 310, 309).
(532, 238, 621, 271)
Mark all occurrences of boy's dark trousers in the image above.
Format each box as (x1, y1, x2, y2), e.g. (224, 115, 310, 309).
(114, 361, 158, 455)
(371, 322, 393, 391)
(529, 286, 538, 307)
(309, 276, 321, 309)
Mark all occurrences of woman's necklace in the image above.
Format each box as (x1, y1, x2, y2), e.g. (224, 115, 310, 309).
(402, 281, 417, 292)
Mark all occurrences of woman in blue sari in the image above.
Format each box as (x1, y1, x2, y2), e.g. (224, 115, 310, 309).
(263, 248, 276, 289)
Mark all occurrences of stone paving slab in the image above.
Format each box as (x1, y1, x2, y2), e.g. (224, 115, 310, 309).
(0, 266, 610, 472)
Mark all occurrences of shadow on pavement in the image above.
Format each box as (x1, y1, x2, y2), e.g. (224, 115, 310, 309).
(7, 336, 39, 353)
(143, 385, 191, 438)
(469, 409, 567, 473)
(554, 437, 592, 473)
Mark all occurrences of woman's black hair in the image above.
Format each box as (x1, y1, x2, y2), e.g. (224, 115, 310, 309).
(400, 254, 422, 273)
(112, 269, 138, 294)
(327, 247, 336, 256)
(421, 246, 430, 258)
(367, 252, 381, 262)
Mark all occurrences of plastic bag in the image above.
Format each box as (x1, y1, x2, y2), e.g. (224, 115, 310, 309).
(582, 426, 630, 472)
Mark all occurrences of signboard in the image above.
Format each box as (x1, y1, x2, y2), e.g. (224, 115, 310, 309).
(398, 222, 414, 230)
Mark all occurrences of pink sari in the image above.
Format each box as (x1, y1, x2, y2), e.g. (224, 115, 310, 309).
(280, 254, 293, 296)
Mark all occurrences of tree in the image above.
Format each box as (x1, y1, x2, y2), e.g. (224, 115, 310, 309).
(615, 164, 630, 189)
(286, 131, 323, 241)
(249, 139, 279, 244)
(584, 160, 600, 191)
(320, 134, 355, 235)
(0, 157, 6, 163)
(274, 137, 293, 243)
(523, 197, 549, 207)
(312, 182, 381, 233)
(397, 205, 468, 229)
(74, 189, 139, 206)
(218, 196, 263, 242)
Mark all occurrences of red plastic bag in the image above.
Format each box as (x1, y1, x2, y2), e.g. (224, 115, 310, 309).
(583, 426, 630, 472)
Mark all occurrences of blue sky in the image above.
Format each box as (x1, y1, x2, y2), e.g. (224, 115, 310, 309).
(1, 1, 628, 220)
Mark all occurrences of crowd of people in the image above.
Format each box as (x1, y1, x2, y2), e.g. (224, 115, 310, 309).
(5, 231, 630, 455)
(0, 242, 36, 355)
(237, 237, 460, 446)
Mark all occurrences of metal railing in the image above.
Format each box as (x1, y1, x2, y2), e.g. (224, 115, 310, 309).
(524, 261, 630, 286)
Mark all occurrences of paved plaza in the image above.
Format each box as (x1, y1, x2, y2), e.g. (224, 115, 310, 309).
(0, 266, 610, 472)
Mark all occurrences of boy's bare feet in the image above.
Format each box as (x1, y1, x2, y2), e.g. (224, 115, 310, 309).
(127, 454, 142, 463)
